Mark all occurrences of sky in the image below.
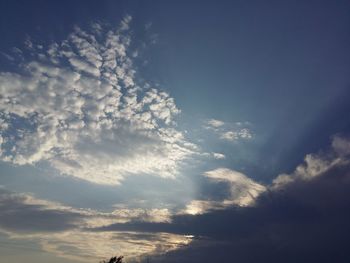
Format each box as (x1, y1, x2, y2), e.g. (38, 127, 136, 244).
(0, 0, 350, 262)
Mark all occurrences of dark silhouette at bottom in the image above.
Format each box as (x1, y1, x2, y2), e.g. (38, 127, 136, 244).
(100, 256, 124, 263)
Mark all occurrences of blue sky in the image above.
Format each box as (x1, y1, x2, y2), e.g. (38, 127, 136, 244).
(0, 1, 350, 262)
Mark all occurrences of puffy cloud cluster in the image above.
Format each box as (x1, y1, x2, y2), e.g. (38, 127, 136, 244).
(0, 17, 195, 185)
(220, 129, 252, 141)
(205, 119, 253, 142)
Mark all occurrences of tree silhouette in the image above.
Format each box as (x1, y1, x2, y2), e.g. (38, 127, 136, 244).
(100, 256, 124, 263)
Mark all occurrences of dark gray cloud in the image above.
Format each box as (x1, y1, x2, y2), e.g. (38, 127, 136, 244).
(2, 137, 349, 262)
(93, 149, 350, 262)
(0, 188, 84, 233)
(0, 188, 190, 260)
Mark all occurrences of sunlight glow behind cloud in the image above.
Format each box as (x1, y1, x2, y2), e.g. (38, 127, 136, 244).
(0, 187, 189, 261)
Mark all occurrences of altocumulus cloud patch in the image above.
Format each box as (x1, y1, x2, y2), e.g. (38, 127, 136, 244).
(0, 16, 196, 185)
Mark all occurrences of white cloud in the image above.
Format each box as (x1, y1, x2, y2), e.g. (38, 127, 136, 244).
(212, 152, 226, 159)
(187, 135, 350, 214)
(182, 200, 224, 215)
(206, 119, 225, 128)
(220, 128, 253, 141)
(68, 57, 101, 77)
(0, 17, 196, 185)
(204, 119, 253, 142)
(0, 188, 172, 231)
(0, 188, 189, 262)
(332, 135, 350, 156)
(189, 136, 350, 214)
(273, 135, 350, 189)
(37, 231, 192, 262)
(182, 168, 266, 215)
(204, 168, 266, 207)
(220, 131, 237, 141)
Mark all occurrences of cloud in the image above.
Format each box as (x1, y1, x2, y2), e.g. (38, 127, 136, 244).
(38, 231, 192, 262)
(0, 17, 196, 185)
(331, 135, 350, 155)
(272, 135, 350, 188)
(94, 136, 350, 263)
(0, 187, 191, 261)
(206, 119, 225, 128)
(0, 187, 173, 234)
(181, 200, 226, 215)
(0, 188, 82, 233)
(181, 168, 266, 215)
(4, 136, 347, 262)
(212, 152, 226, 159)
(204, 119, 253, 142)
(204, 168, 266, 206)
(220, 128, 253, 141)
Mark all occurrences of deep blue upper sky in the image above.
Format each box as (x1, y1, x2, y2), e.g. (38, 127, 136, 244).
(0, 1, 350, 262)
(2, 0, 350, 177)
